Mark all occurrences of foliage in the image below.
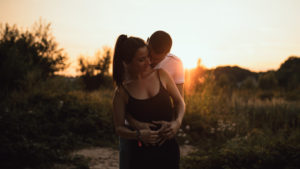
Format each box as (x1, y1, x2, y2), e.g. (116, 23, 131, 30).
(0, 20, 68, 96)
(187, 56, 300, 101)
(78, 48, 112, 90)
(276, 56, 300, 90)
(213, 66, 257, 88)
(258, 71, 278, 90)
(181, 132, 300, 169)
(180, 71, 300, 169)
(0, 21, 116, 169)
(1, 20, 299, 169)
(0, 84, 117, 169)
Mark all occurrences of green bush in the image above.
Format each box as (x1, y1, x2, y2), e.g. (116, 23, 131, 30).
(181, 130, 300, 169)
(0, 21, 67, 97)
(0, 87, 117, 169)
(181, 87, 300, 169)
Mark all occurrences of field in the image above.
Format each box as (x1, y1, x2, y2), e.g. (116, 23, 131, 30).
(1, 75, 299, 169)
(1, 23, 299, 169)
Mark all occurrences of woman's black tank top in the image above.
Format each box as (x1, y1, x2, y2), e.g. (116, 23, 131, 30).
(123, 70, 174, 124)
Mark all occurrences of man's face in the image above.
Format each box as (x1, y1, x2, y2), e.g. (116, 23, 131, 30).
(148, 45, 166, 67)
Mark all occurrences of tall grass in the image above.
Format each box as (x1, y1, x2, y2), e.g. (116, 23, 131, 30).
(0, 77, 117, 169)
(180, 86, 300, 169)
(1, 74, 299, 169)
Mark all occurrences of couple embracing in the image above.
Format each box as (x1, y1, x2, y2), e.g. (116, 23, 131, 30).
(112, 31, 185, 169)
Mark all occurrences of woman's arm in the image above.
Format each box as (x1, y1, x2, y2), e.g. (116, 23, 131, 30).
(113, 87, 159, 143)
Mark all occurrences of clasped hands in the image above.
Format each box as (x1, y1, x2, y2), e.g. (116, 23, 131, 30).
(137, 120, 181, 146)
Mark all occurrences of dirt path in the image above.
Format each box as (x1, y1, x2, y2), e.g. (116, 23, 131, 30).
(73, 145, 197, 169)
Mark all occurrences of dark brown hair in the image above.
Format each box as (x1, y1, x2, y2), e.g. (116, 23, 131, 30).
(148, 30, 172, 54)
(113, 34, 146, 86)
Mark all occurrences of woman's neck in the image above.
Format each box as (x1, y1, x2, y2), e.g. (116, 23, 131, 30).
(127, 66, 153, 81)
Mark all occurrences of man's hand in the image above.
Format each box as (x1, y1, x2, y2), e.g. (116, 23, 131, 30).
(153, 120, 181, 146)
(134, 122, 159, 146)
(139, 129, 160, 145)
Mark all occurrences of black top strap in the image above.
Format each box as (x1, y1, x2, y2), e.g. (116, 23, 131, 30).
(157, 69, 163, 87)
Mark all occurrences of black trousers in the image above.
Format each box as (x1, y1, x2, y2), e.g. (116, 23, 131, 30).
(129, 139, 180, 169)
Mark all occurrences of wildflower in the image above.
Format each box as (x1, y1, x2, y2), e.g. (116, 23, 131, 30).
(179, 128, 183, 132)
(182, 133, 186, 137)
(218, 120, 223, 125)
(185, 125, 190, 130)
(184, 140, 190, 144)
(58, 100, 64, 109)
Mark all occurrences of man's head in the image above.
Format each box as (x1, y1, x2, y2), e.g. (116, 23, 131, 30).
(148, 30, 172, 66)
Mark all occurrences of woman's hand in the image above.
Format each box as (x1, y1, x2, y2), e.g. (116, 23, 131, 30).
(153, 120, 181, 146)
(139, 129, 160, 144)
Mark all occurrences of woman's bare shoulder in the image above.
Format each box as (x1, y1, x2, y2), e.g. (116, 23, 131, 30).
(114, 85, 128, 100)
(157, 68, 174, 89)
(157, 68, 172, 81)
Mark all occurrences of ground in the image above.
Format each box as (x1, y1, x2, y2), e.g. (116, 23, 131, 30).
(68, 145, 197, 169)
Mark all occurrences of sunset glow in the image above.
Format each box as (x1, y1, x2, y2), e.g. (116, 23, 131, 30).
(1, 0, 300, 76)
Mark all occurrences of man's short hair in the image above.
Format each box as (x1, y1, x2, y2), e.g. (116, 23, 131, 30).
(148, 30, 172, 54)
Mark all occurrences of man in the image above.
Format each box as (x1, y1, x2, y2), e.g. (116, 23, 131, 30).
(119, 30, 185, 169)
(148, 30, 184, 97)
(147, 30, 184, 143)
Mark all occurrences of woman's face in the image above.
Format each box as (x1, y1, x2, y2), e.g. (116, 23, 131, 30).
(128, 46, 150, 73)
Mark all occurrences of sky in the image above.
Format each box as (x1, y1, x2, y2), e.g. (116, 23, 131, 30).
(1, 0, 300, 76)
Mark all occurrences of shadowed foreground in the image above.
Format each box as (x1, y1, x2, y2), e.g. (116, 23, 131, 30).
(54, 145, 196, 169)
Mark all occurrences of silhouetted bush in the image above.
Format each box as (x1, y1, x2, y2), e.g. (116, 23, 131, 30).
(276, 56, 300, 90)
(258, 71, 278, 90)
(214, 66, 256, 88)
(78, 48, 112, 90)
(0, 21, 68, 97)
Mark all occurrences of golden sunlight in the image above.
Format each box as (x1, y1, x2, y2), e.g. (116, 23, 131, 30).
(1, 0, 300, 76)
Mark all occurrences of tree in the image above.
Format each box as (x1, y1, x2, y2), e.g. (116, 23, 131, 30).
(276, 56, 300, 90)
(0, 20, 68, 95)
(78, 47, 112, 90)
(213, 66, 256, 88)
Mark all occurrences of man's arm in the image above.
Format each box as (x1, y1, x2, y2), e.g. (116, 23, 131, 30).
(176, 83, 184, 98)
(153, 69, 185, 145)
(126, 113, 157, 130)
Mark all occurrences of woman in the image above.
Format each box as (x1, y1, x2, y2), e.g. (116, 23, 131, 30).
(112, 34, 185, 169)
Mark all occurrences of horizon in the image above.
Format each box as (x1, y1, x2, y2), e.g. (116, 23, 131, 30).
(1, 0, 300, 76)
(57, 55, 295, 78)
